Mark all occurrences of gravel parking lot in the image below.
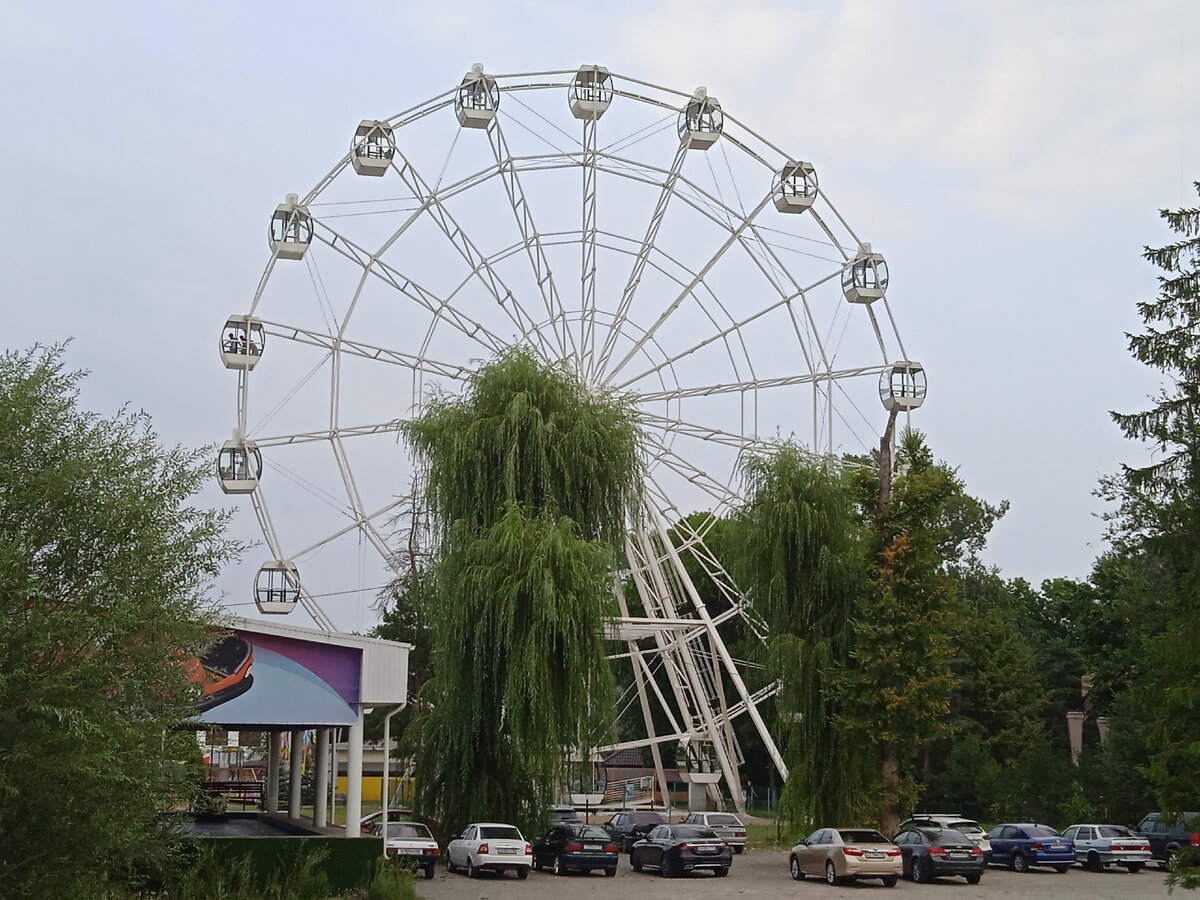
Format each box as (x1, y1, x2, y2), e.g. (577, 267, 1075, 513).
(416, 849, 1173, 899)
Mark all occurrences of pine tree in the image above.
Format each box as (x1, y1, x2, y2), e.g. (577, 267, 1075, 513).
(1107, 184, 1200, 889)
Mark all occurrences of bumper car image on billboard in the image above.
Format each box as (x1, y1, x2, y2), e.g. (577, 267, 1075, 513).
(188, 636, 255, 712)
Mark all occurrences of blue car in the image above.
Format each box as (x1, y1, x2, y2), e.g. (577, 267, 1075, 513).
(986, 823, 1074, 873)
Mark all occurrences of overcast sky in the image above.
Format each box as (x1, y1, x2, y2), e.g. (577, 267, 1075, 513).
(2, 1, 1196, 627)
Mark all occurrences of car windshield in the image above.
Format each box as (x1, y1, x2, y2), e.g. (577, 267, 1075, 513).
(671, 825, 717, 840)
(1026, 826, 1060, 838)
(706, 814, 741, 825)
(633, 813, 664, 824)
(949, 821, 982, 834)
(839, 830, 889, 844)
(573, 825, 612, 840)
(386, 823, 431, 839)
(480, 826, 523, 840)
(1098, 826, 1132, 837)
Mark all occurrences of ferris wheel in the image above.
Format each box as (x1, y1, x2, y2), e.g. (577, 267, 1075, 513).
(217, 64, 926, 811)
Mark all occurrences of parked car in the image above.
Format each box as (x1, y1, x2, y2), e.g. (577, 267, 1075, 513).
(1136, 812, 1200, 866)
(897, 813, 992, 860)
(682, 811, 748, 853)
(446, 822, 532, 878)
(371, 821, 439, 879)
(894, 826, 985, 884)
(532, 822, 620, 876)
(986, 823, 1074, 872)
(630, 823, 732, 878)
(1061, 823, 1151, 872)
(550, 804, 582, 824)
(602, 810, 665, 852)
(359, 808, 413, 834)
(789, 828, 902, 886)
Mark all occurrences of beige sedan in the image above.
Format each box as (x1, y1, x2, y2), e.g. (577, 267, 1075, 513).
(789, 827, 903, 886)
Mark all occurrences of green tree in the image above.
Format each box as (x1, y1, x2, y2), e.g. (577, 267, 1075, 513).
(1105, 184, 1200, 888)
(844, 430, 967, 834)
(0, 345, 239, 899)
(402, 348, 641, 838)
(733, 442, 869, 826)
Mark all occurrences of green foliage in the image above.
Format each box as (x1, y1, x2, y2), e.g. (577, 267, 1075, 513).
(1104, 184, 1200, 886)
(403, 348, 642, 838)
(842, 430, 966, 830)
(160, 844, 349, 900)
(365, 855, 418, 900)
(0, 345, 241, 899)
(732, 443, 869, 827)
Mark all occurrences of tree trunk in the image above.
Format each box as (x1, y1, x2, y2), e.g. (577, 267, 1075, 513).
(880, 743, 900, 836)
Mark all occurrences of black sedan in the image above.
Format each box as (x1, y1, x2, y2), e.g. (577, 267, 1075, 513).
(895, 827, 986, 884)
(630, 824, 732, 878)
(532, 823, 620, 876)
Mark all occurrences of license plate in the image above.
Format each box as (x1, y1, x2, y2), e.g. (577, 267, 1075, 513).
(498, 847, 517, 855)
(865, 851, 885, 859)
(696, 847, 717, 854)
(949, 851, 969, 859)
(584, 844, 602, 850)
(1049, 844, 1065, 851)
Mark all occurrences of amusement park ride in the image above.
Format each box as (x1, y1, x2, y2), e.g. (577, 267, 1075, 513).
(218, 64, 925, 815)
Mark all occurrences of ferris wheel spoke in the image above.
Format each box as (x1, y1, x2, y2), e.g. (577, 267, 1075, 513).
(603, 192, 774, 384)
(581, 117, 600, 379)
(262, 321, 477, 382)
(636, 410, 765, 454)
(486, 120, 578, 364)
(643, 439, 741, 512)
(311, 219, 510, 356)
(286, 497, 409, 565)
(251, 423, 399, 449)
(593, 143, 688, 381)
(634, 364, 888, 404)
(388, 149, 553, 358)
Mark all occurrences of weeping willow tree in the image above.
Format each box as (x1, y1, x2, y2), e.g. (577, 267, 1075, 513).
(402, 348, 642, 838)
(733, 442, 870, 826)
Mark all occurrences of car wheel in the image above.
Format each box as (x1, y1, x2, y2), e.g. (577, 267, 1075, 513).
(467, 858, 479, 878)
(553, 856, 567, 876)
(733, 845, 744, 854)
(516, 867, 529, 880)
(1054, 865, 1070, 873)
(1012, 853, 1029, 873)
(631, 853, 643, 872)
(825, 860, 840, 886)
(424, 864, 435, 880)
(790, 856, 805, 881)
(1126, 862, 1144, 873)
(882, 875, 898, 887)
(1087, 851, 1103, 872)
(605, 867, 617, 877)
(913, 857, 931, 884)
(660, 857, 675, 878)
(965, 872, 982, 885)
(715, 866, 729, 877)
(447, 856, 457, 874)
(532, 854, 542, 871)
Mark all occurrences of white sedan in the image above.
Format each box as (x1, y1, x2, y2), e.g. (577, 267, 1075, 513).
(372, 821, 440, 879)
(446, 822, 532, 878)
(1061, 824, 1151, 872)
